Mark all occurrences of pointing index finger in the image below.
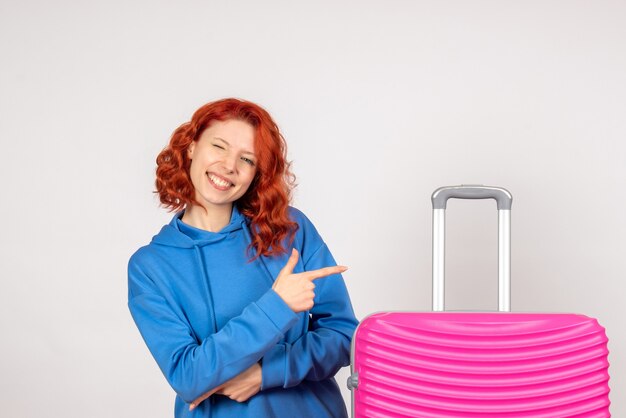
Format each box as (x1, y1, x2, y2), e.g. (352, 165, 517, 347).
(304, 265, 348, 281)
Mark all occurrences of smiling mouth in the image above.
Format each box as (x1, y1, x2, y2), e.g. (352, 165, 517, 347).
(207, 172, 234, 190)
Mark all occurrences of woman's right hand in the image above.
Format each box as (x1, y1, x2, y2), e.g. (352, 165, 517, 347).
(272, 248, 347, 313)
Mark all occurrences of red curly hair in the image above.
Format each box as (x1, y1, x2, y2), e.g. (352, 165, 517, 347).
(155, 98, 298, 258)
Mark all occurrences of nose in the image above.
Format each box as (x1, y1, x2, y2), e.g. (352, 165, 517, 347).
(222, 151, 237, 174)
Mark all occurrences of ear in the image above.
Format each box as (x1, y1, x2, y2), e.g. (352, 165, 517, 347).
(187, 142, 195, 159)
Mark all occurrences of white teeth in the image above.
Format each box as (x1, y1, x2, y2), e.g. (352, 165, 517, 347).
(208, 173, 232, 188)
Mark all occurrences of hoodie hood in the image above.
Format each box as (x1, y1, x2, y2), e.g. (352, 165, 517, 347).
(149, 205, 252, 338)
(151, 205, 247, 248)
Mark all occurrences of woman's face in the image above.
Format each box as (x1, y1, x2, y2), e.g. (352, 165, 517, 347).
(187, 119, 257, 211)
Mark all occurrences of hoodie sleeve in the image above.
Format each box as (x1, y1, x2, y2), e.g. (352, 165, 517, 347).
(260, 210, 358, 390)
(128, 253, 299, 403)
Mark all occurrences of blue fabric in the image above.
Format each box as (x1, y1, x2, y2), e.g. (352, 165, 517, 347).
(128, 206, 358, 417)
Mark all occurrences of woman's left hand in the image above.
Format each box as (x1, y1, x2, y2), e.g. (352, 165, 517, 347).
(189, 362, 262, 411)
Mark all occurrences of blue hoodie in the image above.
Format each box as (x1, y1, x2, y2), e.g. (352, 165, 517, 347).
(128, 206, 358, 417)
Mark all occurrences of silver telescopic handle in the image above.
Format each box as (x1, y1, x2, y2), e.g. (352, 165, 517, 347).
(431, 185, 512, 312)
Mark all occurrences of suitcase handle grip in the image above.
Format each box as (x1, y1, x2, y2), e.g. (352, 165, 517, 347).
(431, 185, 512, 312)
(432, 185, 512, 210)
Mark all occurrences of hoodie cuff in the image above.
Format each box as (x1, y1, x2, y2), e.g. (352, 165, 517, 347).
(261, 343, 287, 390)
(255, 289, 298, 335)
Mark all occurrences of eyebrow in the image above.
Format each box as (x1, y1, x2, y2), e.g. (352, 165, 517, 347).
(214, 137, 256, 156)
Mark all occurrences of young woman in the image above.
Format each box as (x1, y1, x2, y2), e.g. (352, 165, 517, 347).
(128, 98, 358, 417)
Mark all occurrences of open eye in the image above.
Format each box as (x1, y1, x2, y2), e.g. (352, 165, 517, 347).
(241, 157, 255, 166)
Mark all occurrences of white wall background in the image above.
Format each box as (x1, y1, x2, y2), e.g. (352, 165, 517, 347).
(1, 0, 624, 416)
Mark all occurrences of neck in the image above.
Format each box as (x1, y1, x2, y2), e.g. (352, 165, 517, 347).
(181, 203, 233, 232)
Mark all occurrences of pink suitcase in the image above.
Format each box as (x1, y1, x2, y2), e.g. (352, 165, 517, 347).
(348, 186, 611, 417)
